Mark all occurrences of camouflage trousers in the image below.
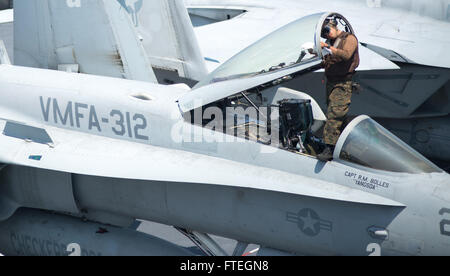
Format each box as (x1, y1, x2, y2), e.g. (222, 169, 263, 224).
(323, 80, 353, 146)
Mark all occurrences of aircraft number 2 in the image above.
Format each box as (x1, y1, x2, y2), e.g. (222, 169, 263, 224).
(366, 243, 381, 256)
(439, 208, 450, 236)
(67, 243, 81, 256)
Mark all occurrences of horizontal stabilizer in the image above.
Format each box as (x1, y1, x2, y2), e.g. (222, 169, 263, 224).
(358, 44, 401, 70)
(361, 43, 412, 64)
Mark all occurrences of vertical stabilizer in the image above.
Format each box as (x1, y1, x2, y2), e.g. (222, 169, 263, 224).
(14, 0, 157, 83)
(122, 0, 208, 81)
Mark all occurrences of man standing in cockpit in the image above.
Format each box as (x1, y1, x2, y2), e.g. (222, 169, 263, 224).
(317, 19, 360, 162)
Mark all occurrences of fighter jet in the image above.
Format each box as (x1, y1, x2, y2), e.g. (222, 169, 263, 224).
(184, 0, 450, 170)
(11, 0, 450, 171)
(0, 11, 449, 256)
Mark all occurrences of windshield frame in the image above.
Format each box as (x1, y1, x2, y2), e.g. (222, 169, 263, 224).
(195, 12, 332, 89)
(194, 12, 357, 89)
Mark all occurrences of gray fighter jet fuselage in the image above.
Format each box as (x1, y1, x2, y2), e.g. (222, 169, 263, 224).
(0, 12, 449, 256)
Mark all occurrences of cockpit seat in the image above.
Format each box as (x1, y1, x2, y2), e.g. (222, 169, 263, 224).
(273, 87, 326, 134)
(279, 99, 314, 133)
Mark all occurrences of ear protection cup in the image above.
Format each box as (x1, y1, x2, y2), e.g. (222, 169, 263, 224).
(321, 25, 331, 38)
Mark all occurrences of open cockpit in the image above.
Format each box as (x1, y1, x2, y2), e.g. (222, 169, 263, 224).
(178, 11, 442, 174)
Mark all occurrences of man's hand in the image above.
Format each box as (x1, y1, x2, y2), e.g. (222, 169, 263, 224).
(320, 42, 329, 48)
(321, 42, 338, 55)
(330, 46, 337, 55)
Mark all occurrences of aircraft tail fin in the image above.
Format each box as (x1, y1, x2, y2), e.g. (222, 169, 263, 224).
(14, 0, 207, 83)
(0, 40, 10, 65)
(129, 0, 208, 81)
(14, 0, 158, 82)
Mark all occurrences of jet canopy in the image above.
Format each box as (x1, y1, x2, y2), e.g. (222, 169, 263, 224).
(181, 12, 354, 113)
(195, 13, 326, 88)
(335, 116, 443, 174)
